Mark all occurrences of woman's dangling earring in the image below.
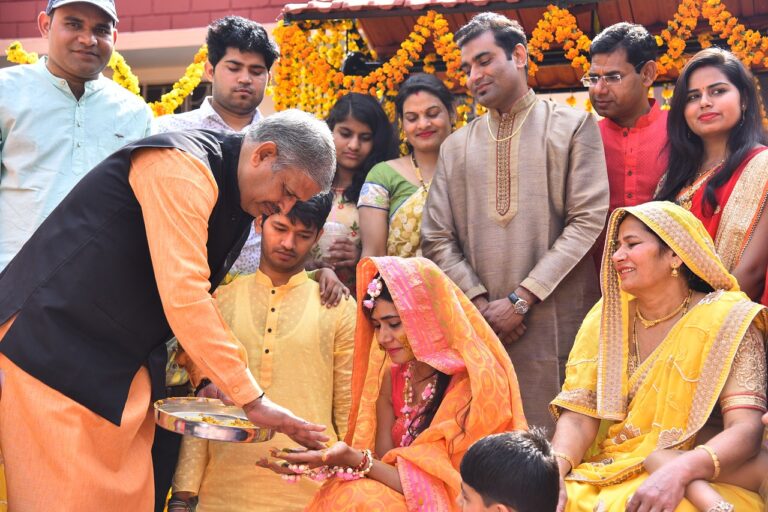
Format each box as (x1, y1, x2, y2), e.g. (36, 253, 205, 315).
(671, 266, 679, 278)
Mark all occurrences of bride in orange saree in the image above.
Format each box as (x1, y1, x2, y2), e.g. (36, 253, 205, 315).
(267, 256, 526, 511)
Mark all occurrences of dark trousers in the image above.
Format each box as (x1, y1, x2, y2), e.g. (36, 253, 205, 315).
(152, 420, 183, 511)
(152, 384, 189, 511)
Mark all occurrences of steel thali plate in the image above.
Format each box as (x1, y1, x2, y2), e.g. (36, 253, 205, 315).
(154, 397, 275, 443)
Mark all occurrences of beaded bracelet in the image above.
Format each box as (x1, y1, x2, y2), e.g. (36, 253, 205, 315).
(552, 451, 577, 471)
(282, 449, 374, 483)
(695, 444, 721, 481)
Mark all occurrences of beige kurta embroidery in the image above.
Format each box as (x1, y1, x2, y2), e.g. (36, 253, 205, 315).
(422, 91, 608, 427)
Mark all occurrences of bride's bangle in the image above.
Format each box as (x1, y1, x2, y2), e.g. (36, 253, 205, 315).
(353, 449, 374, 476)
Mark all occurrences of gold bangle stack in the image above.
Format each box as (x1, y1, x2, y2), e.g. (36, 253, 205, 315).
(552, 451, 577, 471)
(695, 444, 721, 481)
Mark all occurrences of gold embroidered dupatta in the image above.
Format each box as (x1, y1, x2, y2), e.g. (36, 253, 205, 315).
(308, 257, 526, 512)
(551, 201, 767, 487)
(387, 184, 429, 258)
(707, 149, 768, 272)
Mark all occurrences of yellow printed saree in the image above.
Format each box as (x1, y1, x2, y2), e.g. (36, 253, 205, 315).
(358, 162, 428, 257)
(307, 257, 527, 511)
(551, 201, 767, 511)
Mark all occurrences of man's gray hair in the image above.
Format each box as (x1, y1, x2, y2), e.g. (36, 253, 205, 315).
(246, 109, 336, 193)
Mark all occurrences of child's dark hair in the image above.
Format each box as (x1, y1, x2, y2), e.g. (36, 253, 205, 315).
(460, 429, 559, 512)
(265, 191, 333, 232)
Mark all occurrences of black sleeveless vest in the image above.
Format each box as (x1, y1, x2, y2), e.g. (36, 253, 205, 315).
(0, 130, 252, 425)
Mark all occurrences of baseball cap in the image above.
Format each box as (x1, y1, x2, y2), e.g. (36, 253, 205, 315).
(45, 0, 119, 23)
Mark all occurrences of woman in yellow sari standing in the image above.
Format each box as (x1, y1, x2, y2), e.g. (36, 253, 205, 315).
(358, 74, 454, 258)
(550, 201, 766, 512)
(265, 256, 526, 510)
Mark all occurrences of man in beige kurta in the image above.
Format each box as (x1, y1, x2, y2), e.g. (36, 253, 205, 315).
(422, 13, 608, 429)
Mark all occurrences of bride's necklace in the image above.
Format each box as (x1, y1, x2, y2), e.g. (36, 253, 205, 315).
(400, 360, 437, 447)
(636, 289, 693, 328)
(486, 101, 536, 143)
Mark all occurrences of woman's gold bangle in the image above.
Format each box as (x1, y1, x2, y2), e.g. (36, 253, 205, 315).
(552, 451, 577, 471)
(695, 444, 721, 481)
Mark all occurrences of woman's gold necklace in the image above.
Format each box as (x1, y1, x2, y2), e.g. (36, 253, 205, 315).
(676, 160, 725, 210)
(485, 101, 536, 143)
(410, 153, 428, 193)
(631, 290, 693, 372)
(636, 289, 693, 328)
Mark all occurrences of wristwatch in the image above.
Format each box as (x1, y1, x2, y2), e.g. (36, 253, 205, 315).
(507, 292, 530, 315)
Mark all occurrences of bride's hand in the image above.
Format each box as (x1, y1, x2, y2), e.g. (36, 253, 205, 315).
(270, 441, 360, 468)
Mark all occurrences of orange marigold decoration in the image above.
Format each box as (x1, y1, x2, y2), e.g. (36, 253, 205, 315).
(9, 1, 768, 123)
(656, 0, 700, 74)
(697, 32, 713, 49)
(702, 0, 768, 68)
(271, 11, 471, 126)
(661, 82, 674, 110)
(528, 5, 590, 76)
(149, 45, 207, 117)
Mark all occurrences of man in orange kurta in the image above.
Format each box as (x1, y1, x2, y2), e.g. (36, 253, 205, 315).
(0, 110, 336, 510)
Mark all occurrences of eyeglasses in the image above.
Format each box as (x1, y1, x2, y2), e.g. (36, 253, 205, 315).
(581, 61, 648, 88)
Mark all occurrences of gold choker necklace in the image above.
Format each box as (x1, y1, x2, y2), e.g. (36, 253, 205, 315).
(636, 290, 693, 328)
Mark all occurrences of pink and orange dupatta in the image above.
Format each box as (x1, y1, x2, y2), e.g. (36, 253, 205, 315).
(306, 257, 526, 511)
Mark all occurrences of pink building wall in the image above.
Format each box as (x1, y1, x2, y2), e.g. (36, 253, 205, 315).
(0, 0, 284, 39)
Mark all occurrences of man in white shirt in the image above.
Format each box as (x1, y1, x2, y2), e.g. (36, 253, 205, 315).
(0, 0, 152, 271)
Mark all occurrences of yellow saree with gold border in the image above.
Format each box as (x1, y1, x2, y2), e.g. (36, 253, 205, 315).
(551, 202, 767, 511)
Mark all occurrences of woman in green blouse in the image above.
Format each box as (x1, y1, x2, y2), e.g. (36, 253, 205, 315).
(358, 74, 454, 258)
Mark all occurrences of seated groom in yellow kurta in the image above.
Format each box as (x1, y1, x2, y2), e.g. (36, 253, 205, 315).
(168, 193, 356, 512)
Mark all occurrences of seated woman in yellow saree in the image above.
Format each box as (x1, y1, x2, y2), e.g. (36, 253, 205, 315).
(550, 201, 767, 512)
(266, 256, 527, 511)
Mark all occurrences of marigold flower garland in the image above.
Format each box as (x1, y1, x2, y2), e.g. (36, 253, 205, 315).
(148, 45, 207, 117)
(271, 11, 472, 127)
(702, 0, 768, 68)
(108, 51, 140, 95)
(5, 41, 38, 64)
(655, 0, 700, 74)
(528, 5, 590, 75)
(6, 0, 768, 122)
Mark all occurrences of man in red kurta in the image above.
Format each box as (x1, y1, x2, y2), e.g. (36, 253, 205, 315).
(586, 23, 668, 267)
